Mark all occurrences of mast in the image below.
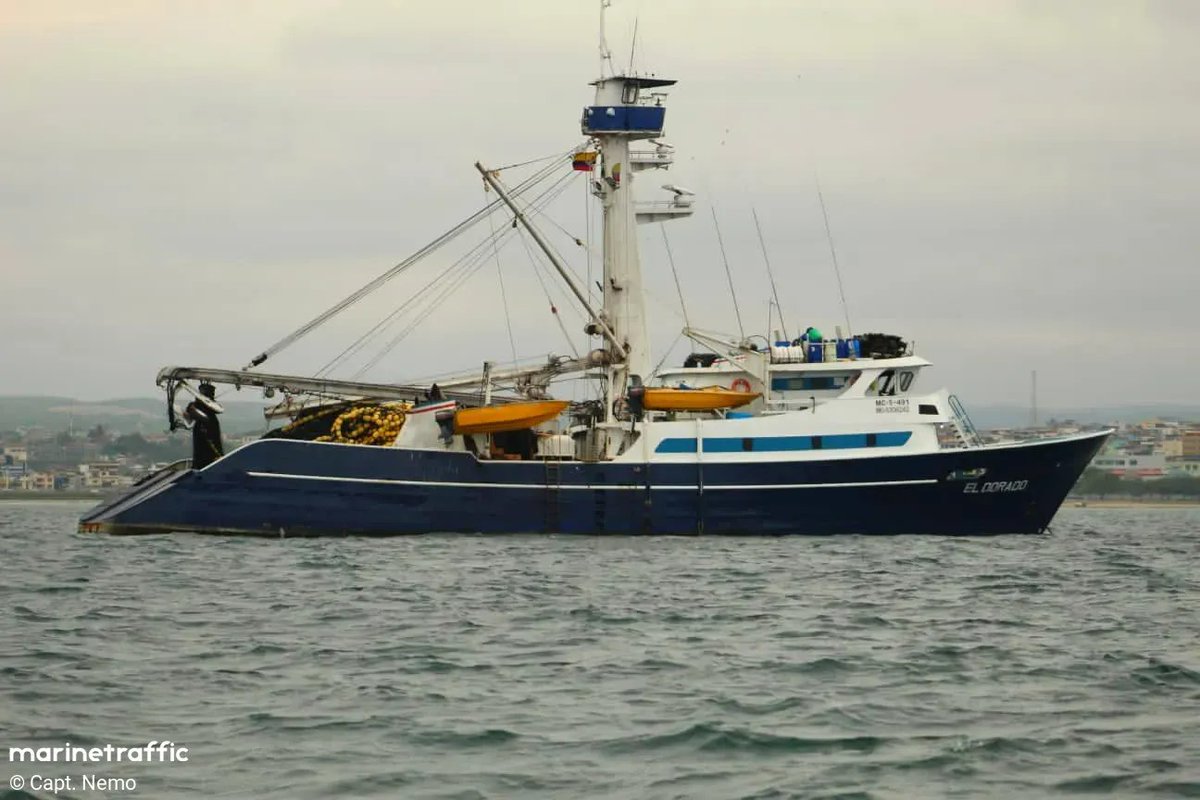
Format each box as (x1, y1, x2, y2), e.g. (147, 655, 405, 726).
(582, 74, 677, 420)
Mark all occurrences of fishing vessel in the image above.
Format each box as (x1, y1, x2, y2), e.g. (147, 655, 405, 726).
(79, 45, 1109, 537)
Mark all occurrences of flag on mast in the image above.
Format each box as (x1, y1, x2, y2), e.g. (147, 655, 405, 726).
(572, 151, 597, 171)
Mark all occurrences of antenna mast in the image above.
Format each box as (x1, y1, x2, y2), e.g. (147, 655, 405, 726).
(816, 175, 853, 338)
(599, 0, 614, 77)
(711, 207, 745, 341)
(627, 16, 639, 74)
(753, 208, 788, 341)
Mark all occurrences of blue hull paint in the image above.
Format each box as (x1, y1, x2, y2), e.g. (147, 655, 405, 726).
(79, 432, 1107, 536)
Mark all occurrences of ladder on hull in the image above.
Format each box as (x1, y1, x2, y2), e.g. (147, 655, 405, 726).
(947, 394, 983, 448)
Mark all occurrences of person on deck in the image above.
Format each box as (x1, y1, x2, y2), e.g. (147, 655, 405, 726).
(185, 383, 225, 469)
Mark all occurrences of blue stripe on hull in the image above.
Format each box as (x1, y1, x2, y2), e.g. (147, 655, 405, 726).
(81, 433, 1108, 536)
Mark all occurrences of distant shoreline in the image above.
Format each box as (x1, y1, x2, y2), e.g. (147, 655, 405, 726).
(0, 491, 110, 502)
(1066, 497, 1200, 509)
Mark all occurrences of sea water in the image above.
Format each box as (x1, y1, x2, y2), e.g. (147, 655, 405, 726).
(1, 501, 1198, 799)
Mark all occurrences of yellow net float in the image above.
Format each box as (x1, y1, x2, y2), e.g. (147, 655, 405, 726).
(326, 403, 409, 445)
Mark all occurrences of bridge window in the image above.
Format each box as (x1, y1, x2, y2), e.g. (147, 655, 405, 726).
(867, 369, 917, 397)
(770, 374, 857, 392)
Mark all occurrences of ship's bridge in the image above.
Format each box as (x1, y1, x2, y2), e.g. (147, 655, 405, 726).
(582, 75, 676, 138)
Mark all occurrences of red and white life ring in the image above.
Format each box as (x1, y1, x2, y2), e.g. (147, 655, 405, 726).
(731, 378, 752, 393)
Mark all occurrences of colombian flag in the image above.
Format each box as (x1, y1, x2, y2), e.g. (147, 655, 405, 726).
(572, 151, 597, 171)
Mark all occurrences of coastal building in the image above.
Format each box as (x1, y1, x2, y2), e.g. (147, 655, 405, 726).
(1091, 453, 1167, 479)
(29, 472, 56, 491)
(0, 467, 27, 488)
(79, 461, 123, 489)
(1168, 460, 1200, 477)
(1183, 429, 1200, 459)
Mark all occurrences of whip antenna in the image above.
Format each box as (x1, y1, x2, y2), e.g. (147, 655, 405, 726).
(711, 206, 745, 341)
(816, 175, 852, 337)
(752, 207, 787, 341)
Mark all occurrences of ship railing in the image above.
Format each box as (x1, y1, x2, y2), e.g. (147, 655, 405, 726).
(630, 149, 674, 164)
(131, 458, 191, 488)
(764, 397, 821, 413)
(636, 198, 694, 211)
(947, 394, 983, 448)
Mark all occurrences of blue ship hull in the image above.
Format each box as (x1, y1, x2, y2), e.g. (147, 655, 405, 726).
(79, 431, 1107, 536)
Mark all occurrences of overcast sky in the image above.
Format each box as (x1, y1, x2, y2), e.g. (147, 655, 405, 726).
(2, 0, 1197, 408)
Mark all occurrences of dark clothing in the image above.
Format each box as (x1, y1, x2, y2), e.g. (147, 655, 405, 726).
(185, 400, 224, 469)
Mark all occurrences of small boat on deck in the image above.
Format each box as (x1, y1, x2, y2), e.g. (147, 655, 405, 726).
(641, 386, 759, 412)
(453, 400, 569, 435)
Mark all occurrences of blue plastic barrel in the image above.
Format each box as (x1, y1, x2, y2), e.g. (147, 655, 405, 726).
(836, 339, 849, 359)
(807, 342, 823, 362)
(850, 337, 862, 358)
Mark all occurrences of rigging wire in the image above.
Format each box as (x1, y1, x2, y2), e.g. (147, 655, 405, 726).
(816, 175, 853, 337)
(346, 165, 587, 378)
(517, 229, 582, 359)
(486, 184, 519, 368)
(244, 149, 576, 370)
(350, 219, 522, 378)
(315, 225, 512, 377)
(353, 247, 496, 378)
(710, 205, 745, 340)
(527, 180, 589, 248)
(522, 171, 589, 264)
(659, 223, 690, 330)
(490, 150, 575, 173)
(319, 162, 579, 377)
(648, 329, 684, 381)
(752, 207, 788, 341)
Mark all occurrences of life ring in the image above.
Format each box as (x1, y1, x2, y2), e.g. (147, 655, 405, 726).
(731, 378, 752, 393)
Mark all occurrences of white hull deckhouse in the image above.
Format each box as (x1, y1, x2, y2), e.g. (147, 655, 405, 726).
(80, 46, 1108, 537)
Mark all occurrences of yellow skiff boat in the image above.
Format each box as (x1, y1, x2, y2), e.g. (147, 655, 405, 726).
(453, 400, 569, 435)
(642, 387, 760, 412)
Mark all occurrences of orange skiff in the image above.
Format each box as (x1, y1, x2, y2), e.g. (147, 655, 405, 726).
(453, 400, 569, 435)
(642, 387, 760, 412)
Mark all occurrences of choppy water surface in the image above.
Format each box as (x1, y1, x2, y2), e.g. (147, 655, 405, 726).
(1, 501, 1198, 799)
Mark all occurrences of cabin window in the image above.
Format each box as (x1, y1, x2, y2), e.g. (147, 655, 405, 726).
(919, 404, 938, 415)
(867, 369, 916, 397)
(871, 370, 896, 396)
(622, 84, 640, 104)
(770, 374, 856, 392)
